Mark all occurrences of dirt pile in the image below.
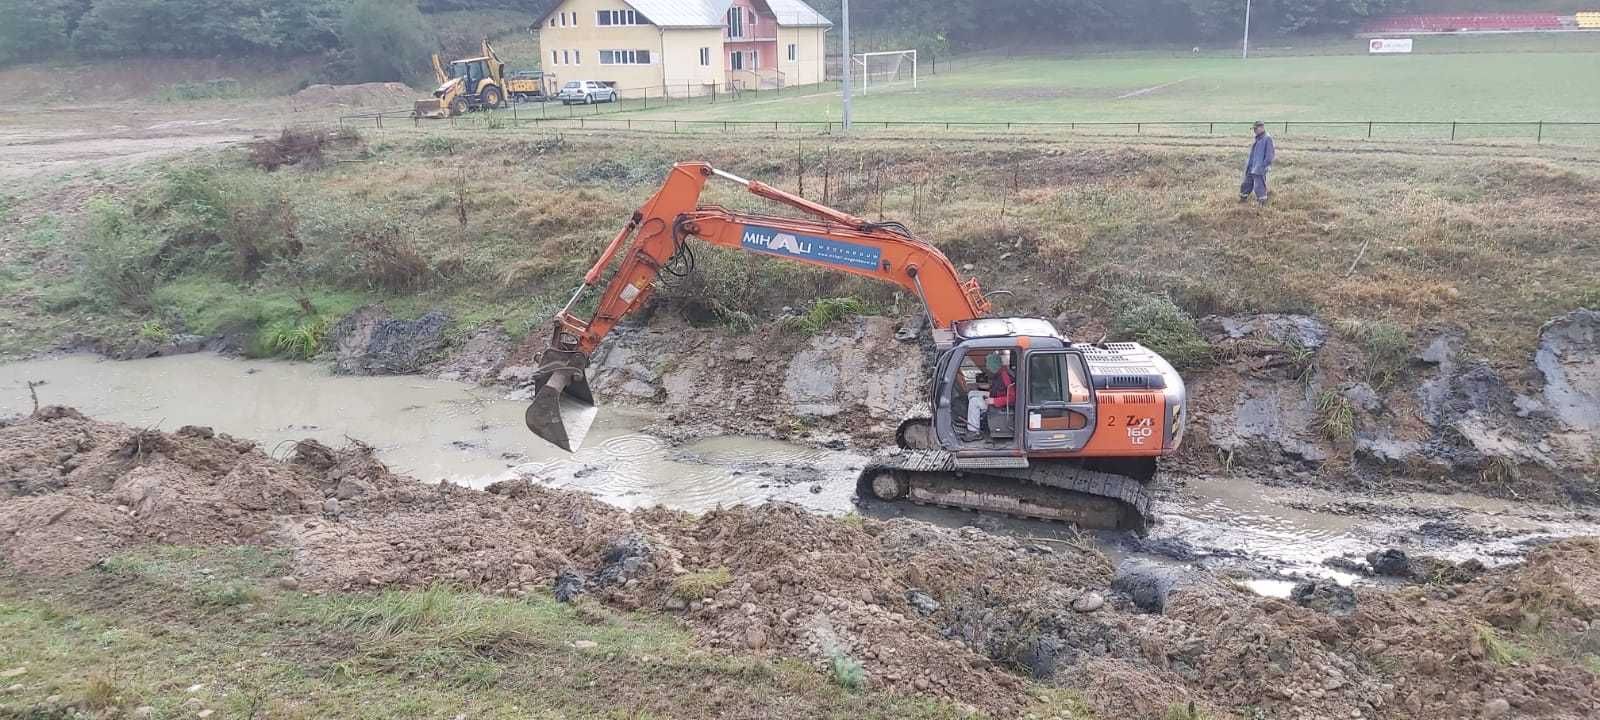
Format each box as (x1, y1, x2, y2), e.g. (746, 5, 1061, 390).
(289, 82, 416, 109)
(3, 410, 1598, 718)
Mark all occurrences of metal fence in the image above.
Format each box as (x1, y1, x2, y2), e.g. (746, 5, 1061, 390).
(337, 110, 1600, 145)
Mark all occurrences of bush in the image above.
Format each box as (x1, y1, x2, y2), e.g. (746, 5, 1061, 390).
(1335, 319, 1411, 389)
(339, 0, 433, 83)
(828, 652, 866, 691)
(782, 297, 865, 335)
(1105, 287, 1211, 371)
(671, 568, 732, 600)
(264, 314, 331, 359)
(80, 198, 163, 310)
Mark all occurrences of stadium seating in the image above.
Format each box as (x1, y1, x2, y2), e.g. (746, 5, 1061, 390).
(1577, 11, 1600, 29)
(1363, 14, 1563, 33)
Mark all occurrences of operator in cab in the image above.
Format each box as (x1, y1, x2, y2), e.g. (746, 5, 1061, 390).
(964, 352, 1014, 442)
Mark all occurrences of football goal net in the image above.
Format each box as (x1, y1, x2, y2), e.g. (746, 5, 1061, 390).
(851, 49, 917, 94)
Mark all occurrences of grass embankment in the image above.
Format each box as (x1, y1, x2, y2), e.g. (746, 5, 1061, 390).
(0, 547, 987, 719)
(0, 129, 1596, 370)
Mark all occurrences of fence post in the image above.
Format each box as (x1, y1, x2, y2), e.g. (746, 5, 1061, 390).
(1451, 121, 1457, 141)
(512, 103, 518, 123)
(1537, 121, 1543, 143)
(1209, 122, 1214, 135)
(1137, 123, 1141, 135)
(674, 120, 678, 133)
(1368, 121, 1373, 139)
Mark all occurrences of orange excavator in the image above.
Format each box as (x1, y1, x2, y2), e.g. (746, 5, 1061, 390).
(525, 162, 1187, 530)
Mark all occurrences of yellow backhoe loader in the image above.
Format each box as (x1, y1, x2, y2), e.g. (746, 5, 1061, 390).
(414, 39, 552, 119)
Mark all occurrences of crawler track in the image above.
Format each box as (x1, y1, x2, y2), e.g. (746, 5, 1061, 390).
(858, 449, 1153, 531)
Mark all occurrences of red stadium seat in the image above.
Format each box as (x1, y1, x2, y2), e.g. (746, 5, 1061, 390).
(1363, 12, 1561, 33)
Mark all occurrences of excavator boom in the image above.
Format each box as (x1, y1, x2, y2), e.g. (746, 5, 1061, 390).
(526, 162, 990, 450)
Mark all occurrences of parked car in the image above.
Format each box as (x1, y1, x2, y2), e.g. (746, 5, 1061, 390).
(558, 81, 618, 105)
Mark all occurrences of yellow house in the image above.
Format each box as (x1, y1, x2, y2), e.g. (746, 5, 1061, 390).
(537, 0, 831, 97)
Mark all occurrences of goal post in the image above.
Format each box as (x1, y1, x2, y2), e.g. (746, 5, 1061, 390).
(850, 49, 917, 95)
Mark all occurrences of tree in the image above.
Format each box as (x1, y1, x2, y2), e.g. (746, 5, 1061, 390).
(0, 0, 77, 64)
(339, 0, 433, 83)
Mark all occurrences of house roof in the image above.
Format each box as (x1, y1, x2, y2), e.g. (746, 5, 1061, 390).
(538, 0, 829, 29)
(761, 0, 832, 27)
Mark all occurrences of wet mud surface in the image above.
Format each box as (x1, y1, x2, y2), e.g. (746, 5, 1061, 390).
(2, 407, 1598, 719)
(4, 353, 1597, 597)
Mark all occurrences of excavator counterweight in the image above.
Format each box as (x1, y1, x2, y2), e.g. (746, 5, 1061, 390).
(523, 162, 1187, 530)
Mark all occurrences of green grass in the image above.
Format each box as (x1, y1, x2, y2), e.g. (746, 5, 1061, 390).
(671, 567, 733, 600)
(628, 36, 1600, 128)
(2, 546, 990, 720)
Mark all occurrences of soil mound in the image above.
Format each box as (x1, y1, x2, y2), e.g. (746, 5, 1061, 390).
(290, 82, 416, 108)
(2, 410, 1597, 718)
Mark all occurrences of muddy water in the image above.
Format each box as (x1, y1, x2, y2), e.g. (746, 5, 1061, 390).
(5, 353, 1596, 589)
(0, 354, 863, 514)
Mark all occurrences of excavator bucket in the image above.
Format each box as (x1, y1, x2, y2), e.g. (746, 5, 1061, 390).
(525, 367, 598, 452)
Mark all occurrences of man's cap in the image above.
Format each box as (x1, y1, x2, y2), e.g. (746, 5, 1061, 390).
(1253, 120, 1264, 127)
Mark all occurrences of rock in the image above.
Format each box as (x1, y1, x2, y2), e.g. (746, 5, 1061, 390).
(1366, 549, 1411, 577)
(3, 684, 21, 694)
(1535, 309, 1600, 440)
(732, 346, 756, 362)
(905, 589, 941, 615)
(1290, 580, 1357, 616)
(553, 569, 585, 603)
(132, 707, 154, 718)
(744, 626, 768, 650)
(1483, 698, 1511, 718)
(334, 476, 372, 500)
(0, 668, 23, 679)
(45, 694, 62, 705)
(1513, 395, 1550, 419)
(572, 640, 598, 649)
(1071, 592, 1105, 613)
(497, 365, 537, 384)
(278, 576, 300, 591)
(185, 684, 205, 694)
(1112, 560, 1198, 613)
(1342, 383, 1381, 413)
(198, 710, 214, 719)
(321, 497, 341, 516)
(329, 306, 451, 375)
(176, 425, 215, 439)
(664, 596, 687, 611)
(1207, 314, 1331, 350)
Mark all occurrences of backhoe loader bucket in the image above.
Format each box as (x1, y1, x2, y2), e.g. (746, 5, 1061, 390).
(525, 367, 597, 452)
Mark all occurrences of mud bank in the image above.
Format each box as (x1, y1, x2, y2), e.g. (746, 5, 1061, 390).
(3, 409, 1598, 719)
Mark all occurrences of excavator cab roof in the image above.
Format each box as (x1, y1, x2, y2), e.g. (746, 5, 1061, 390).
(952, 317, 1064, 341)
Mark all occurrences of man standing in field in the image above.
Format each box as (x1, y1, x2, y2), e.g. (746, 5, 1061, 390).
(1239, 120, 1275, 205)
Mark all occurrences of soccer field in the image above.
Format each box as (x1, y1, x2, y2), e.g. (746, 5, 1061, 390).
(632, 37, 1600, 125)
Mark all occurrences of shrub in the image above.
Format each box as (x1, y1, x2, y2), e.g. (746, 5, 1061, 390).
(1105, 287, 1211, 371)
(671, 568, 732, 600)
(828, 652, 866, 690)
(782, 297, 865, 336)
(1316, 390, 1356, 442)
(1335, 319, 1411, 389)
(80, 198, 163, 310)
(264, 314, 331, 360)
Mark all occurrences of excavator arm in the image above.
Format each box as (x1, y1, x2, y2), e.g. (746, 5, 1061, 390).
(526, 161, 991, 450)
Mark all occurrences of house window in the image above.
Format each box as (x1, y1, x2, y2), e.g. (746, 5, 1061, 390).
(699, 47, 710, 66)
(729, 50, 742, 70)
(552, 50, 558, 64)
(600, 49, 652, 65)
(787, 43, 796, 61)
(750, 50, 758, 70)
(562, 49, 569, 64)
(574, 49, 580, 64)
(570, 12, 578, 25)
(559, 13, 566, 26)
(597, 9, 639, 25)
(726, 7, 742, 37)
(549, 17, 556, 27)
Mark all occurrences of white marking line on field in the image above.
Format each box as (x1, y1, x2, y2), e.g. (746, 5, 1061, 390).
(1116, 78, 1193, 100)
(732, 89, 839, 108)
